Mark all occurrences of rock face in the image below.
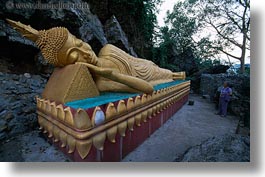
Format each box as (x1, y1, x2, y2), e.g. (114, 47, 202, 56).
(0, 0, 138, 75)
(104, 15, 137, 57)
(0, 72, 47, 141)
(171, 47, 199, 76)
(175, 134, 250, 162)
(200, 73, 250, 127)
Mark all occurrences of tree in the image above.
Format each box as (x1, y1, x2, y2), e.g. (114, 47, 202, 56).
(151, 1, 201, 75)
(188, 0, 250, 73)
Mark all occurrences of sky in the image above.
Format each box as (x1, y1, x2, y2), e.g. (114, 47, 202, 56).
(156, 0, 250, 64)
(157, 0, 177, 27)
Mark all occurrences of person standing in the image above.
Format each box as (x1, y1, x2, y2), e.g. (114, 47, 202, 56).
(216, 81, 232, 117)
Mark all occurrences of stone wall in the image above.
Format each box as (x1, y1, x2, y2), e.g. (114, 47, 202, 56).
(0, 72, 47, 141)
(200, 73, 250, 127)
(0, 0, 137, 74)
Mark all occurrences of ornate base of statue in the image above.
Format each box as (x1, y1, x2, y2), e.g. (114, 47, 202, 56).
(36, 66, 190, 161)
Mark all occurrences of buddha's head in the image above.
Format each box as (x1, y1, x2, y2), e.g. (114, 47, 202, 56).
(6, 19, 98, 67)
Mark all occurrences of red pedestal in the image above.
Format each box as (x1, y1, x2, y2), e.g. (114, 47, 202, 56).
(102, 134, 122, 162)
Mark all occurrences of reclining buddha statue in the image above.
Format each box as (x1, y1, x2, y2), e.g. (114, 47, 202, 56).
(7, 19, 185, 102)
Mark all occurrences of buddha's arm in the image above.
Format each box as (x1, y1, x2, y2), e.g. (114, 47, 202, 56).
(75, 62, 154, 93)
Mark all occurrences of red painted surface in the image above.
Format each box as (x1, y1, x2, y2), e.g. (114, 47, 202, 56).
(149, 112, 162, 135)
(102, 134, 121, 162)
(122, 129, 133, 158)
(130, 121, 149, 153)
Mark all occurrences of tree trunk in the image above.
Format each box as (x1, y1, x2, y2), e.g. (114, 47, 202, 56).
(240, 32, 247, 73)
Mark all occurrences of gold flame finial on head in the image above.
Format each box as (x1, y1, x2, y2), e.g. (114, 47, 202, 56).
(6, 19, 39, 42)
(6, 19, 69, 66)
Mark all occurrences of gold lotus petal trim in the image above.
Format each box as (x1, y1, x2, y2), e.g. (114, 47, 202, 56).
(117, 100, 126, 114)
(127, 117, 135, 131)
(40, 99, 46, 111)
(39, 99, 45, 111)
(76, 139, 92, 159)
(105, 103, 117, 120)
(151, 91, 156, 100)
(42, 118, 48, 133)
(126, 97, 134, 110)
(159, 103, 163, 112)
(47, 121, 53, 138)
(44, 100, 51, 112)
(156, 90, 161, 99)
(147, 94, 152, 103)
(141, 110, 148, 122)
(147, 108, 152, 119)
(152, 106, 157, 116)
(74, 108, 92, 130)
(166, 100, 170, 108)
(156, 105, 160, 114)
(53, 125, 60, 142)
(64, 107, 74, 126)
(118, 121, 127, 137)
(36, 97, 41, 109)
(135, 113, 142, 126)
(162, 102, 166, 110)
(93, 132, 106, 150)
(106, 126, 118, 143)
(67, 134, 76, 154)
(50, 101, 57, 118)
(38, 115, 44, 130)
(59, 130, 67, 148)
(134, 96, 141, 107)
(141, 94, 147, 104)
(56, 104, 65, 121)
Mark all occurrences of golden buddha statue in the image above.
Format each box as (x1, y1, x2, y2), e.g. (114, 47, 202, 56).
(7, 19, 185, 95)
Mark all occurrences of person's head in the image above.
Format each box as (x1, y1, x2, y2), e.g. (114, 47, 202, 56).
(7, 19, 98, 67)
(223, 81, 229, 88)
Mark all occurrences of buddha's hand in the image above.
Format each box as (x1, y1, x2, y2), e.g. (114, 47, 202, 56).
(75, 62, 112, 76)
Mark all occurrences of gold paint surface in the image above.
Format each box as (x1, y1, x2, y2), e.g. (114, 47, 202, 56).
(93, 132, 106, 150)
(76, 139, 92, 159)
(74, 109, 92, 130)
(106, 126, 118, 143)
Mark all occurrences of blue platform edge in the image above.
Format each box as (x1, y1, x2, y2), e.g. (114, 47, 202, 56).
(65, 80, 187, 109)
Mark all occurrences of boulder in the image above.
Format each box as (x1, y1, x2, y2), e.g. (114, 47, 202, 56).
(0, 72, 47, 141)
(104, 15, 137, 57)
(175, 134, 250, 162)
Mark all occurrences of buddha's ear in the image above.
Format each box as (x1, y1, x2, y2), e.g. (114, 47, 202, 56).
(69, 51, 79, 61)
(65, 47, 82, 64)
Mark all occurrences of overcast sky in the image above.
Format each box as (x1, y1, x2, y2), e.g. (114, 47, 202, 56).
(157, 0, 176, 27)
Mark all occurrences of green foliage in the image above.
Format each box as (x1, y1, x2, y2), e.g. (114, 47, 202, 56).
(151, 1, 200, 74)
(88, 0, 162, 58)
(187, 0, 250, 73)
(151, 0, 250, 74)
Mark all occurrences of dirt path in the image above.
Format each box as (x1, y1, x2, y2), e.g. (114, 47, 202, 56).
(0, 94, 239, 162)
(122, 94, 239, 162)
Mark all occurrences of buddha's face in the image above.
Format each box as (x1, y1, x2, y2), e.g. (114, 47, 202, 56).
(57, 33, 98, 66)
